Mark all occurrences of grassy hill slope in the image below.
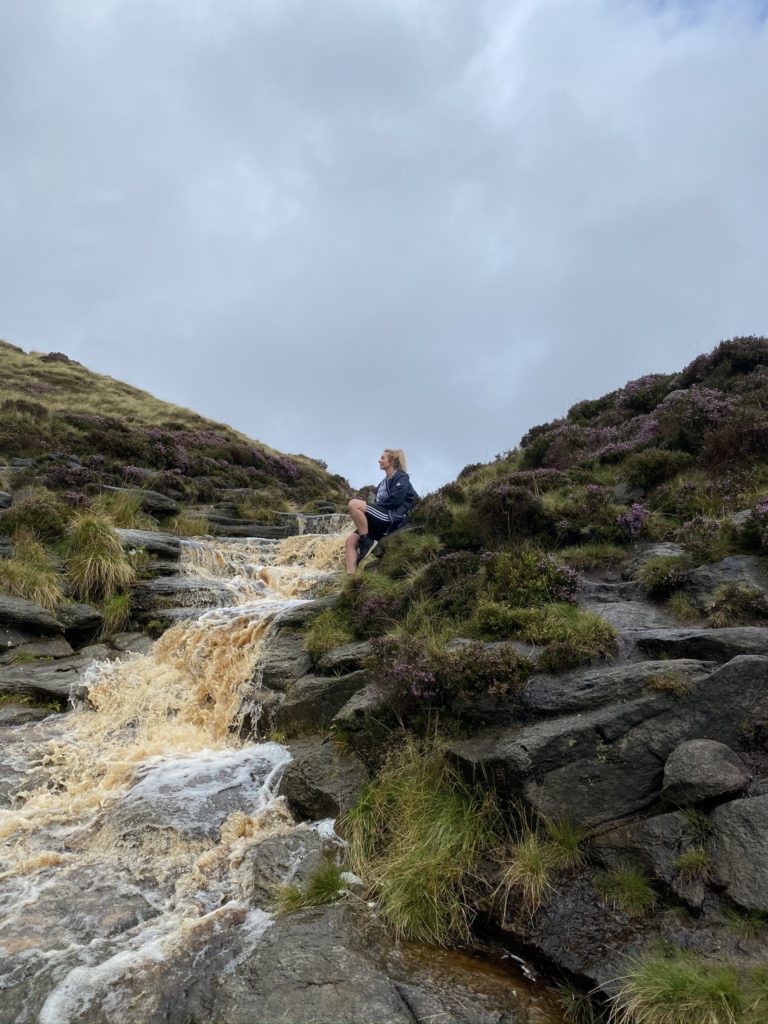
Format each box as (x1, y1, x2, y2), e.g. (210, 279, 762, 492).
(0, 340, 348, 509)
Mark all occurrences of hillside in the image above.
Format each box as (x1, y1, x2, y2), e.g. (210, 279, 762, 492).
(0, 340, 348, 510)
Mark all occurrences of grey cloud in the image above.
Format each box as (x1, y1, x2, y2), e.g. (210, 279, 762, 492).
(1, 0, 767, 492)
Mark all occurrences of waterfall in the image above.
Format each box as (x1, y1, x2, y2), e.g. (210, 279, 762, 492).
(0, 527, 347, 1023)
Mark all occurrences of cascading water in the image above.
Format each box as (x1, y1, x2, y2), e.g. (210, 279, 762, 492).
(0, 531, 344, 1023)
(0, 525, 562, 1024)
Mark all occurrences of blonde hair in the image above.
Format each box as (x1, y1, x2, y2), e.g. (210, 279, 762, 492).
(383, 449, 408, 472)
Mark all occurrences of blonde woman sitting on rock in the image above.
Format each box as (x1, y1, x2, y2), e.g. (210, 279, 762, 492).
(345, 449, 418, 574)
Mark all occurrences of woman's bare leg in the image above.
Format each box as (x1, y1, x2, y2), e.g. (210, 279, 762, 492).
(345, 532, 360, 575)
(347, 498, 368, 535)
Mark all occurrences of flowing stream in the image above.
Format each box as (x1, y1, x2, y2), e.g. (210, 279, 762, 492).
(0, 523, 562, 1024)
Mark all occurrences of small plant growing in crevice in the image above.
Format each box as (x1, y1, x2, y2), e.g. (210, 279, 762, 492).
(722, 908, 768, 940)
(272, 860, 347, 914)
(556, 981, 597, 1024)
(496, 829, 556, 920)
(673, 848, 709, 882)
(666, 591, 703, 625)
(303, 608, 354, 659)
(635, 556, 691, 598)
(647, 671, 694, 698)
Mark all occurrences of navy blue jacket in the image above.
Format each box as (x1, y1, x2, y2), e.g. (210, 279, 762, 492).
(373, 470, 419, 523)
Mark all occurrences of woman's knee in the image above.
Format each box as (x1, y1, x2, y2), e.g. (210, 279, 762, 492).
(348, 498, 365, 512)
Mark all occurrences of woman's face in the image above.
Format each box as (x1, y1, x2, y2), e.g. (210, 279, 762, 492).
(379, 452, 392, 471)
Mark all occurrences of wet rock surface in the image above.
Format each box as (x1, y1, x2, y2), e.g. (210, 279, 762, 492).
(116, 528, 182, 560)
(258, 628, 312, 691)
(317, 639, 375, 675)
(684, 555, 768, 609)
(278, 737, 369, 821)
(0, 594, 62, 635)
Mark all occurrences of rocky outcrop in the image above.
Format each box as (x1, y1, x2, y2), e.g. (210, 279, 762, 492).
(448, 656, 768, 825)
(55, 602, 103, 644)
(0, 651, 122, 701)
(630, 626, 768, 662)
(116, 528, 182, 560)
(258, 631, 312, 692)
(0, 637, 74, 664)
(317, 640, 374, 675)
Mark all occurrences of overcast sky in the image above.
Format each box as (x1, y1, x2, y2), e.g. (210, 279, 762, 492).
(1, 0, 767, 492)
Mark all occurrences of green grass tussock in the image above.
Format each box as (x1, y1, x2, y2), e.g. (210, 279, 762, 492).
(100, 592, 132, 637)
(594, 865, 656, 916)
(90, 491, 156, 530)
(636, 556, 692, 598)
(167, 512, 209, 537)
(609, 948, 760, 1024)
(303, 608, 355, 659)
(272, 861, 347, 914)
(65, 513, 136, 602)
(341, 737, 502, 944)
(0, 528, 64, 610)
(647, 671, 695, 697)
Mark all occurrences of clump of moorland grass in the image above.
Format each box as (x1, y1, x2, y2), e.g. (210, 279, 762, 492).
(594, 865, 656, 916)
(647, 671, 695, 697)
(497, 828, 557, 919)
(412, 550, 484, 618)
(673, 848, 709, 882)
(167, 511, 209, 537)
(64, 513, 136, 602)
(303, 608, 355, 659)
(558, 543, 627, 571)
(556, 981, 597, 1024)
(609, 948, 757, 1024)
(681, 808, 712, 847)
(0, 491, 71, 540)
(707, 584, 768, 628)
(272, 860, 347, 914)
(722, 908, 768, 940)
(0, 528, 64, 610)
(90, 491, 156, 530)
(544, 818, 590, 871)
(374, 530, 441, 580)
(635, 556, 692, 598)
(341, 737, 503, 944)
(100, 592, 132, 637)
(336, 571, 410, 637)
(666, 592, 703, 625)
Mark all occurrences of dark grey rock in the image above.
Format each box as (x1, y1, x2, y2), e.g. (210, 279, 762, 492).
(208, 521, 292, 538)
(0, 652, 120, 700)
(10, 457, 34, 467)
(0, 491, 12, 509)
(116, 528, 182, 560)
(631, 626, 768, 663)
(102, 485, 180, 517)
(110, 632, 154, 655)
(684, 555, 768, 610)
(710, 795, 768, 911)
(333, 683, 388, 731)
(317, 640, 374, 675)
(259, 630, 312, 692)
(449, 655, 768, 825)
(663, 739, 748, 805)
(78, 643, 114, 659)
(0, 537, 12, 561)
(275, 594, 339, 627)
(131, 575, 236, 613)
(524, 659, 714, 715)
(275, 670, 369, 735)
(240, 826, 338, 907)
(0, 625, 36, 651)
(0, 703, 58, 726)
(55, 602, 103, 644)
(581, 599, 677, 630)
(0, 637, 74, 664)
(278, 737, 369, 821)
(0, 594, 63, 634)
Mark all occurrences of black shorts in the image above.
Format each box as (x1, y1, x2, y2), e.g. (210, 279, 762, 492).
(359, 504, 392, 540)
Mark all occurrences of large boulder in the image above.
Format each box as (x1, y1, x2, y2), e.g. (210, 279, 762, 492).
(274, 671, 369, 736)
(684, 556, 768, 611)
(258, 630, 312, 692)
(449, 656, 768, 825)
(239, 826, 338, 907)
(101, 486, 180, 518)
(0, 594, 63, 635)
(662, 739, 748, 805)
(0, 637, 74, 664)
(278, 737, 369, 821)
(710, 796, 768, 912)
(0, 651, 120, 701)
(131, 575, 235, 614)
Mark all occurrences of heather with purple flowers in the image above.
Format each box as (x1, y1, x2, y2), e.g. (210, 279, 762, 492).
(617, 503, 649, 538)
